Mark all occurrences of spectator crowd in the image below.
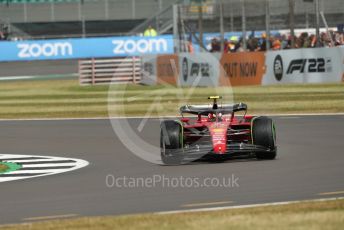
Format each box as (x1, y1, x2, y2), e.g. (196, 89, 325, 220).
(0, 25, 9, 41)
(209, 30, 344, 53)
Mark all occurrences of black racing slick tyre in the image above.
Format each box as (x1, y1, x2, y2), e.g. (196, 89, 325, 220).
(160, 120, 183, 165)
(252, 116, 277, 160)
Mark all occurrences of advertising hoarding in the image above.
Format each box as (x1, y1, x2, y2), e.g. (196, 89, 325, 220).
(0, 35, 174, 62)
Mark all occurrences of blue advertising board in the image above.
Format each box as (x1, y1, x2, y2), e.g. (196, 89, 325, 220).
(0, 35, 174, 62)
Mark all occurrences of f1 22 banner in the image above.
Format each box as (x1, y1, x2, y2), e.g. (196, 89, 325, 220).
(0, 35, 174, 62)
(263, 47, 344, 84)
(179, 53, 221, 87)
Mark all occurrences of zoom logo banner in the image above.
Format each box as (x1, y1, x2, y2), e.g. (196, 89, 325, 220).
(112, 38, 168, 55)
(17, 42, 73, 58)
(0, 35, 174, 62)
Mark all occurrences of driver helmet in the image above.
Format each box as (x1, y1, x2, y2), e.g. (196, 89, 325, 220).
(208, 113, 216, 122)
(218, 113, 223, 120)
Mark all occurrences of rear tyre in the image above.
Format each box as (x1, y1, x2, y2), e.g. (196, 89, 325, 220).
(160, 120, 183, 165)
(252, 116, 277, 160)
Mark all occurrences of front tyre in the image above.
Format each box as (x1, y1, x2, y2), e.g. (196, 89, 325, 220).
(160, 120, 183, 165)
(252, 116, 277, 160)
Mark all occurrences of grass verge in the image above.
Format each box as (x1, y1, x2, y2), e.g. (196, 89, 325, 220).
(0, 79, 344, 118)
(1, 199, 343, 230)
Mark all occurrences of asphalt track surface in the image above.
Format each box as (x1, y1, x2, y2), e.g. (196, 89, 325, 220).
(0, 115, 344, 224)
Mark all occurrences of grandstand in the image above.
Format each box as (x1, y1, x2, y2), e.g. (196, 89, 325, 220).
(0, 0, 180, 38)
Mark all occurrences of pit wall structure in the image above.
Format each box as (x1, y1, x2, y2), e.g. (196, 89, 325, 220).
(141, 47, 344, 86)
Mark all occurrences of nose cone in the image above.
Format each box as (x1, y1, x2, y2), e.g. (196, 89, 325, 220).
(210, 126, 228, 154)
(213, 141, 227, 154)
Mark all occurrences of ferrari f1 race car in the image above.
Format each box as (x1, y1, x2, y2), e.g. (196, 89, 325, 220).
(160, 96, 277, 165)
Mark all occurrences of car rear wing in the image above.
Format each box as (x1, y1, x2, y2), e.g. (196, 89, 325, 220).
(180, 103, 247, 116)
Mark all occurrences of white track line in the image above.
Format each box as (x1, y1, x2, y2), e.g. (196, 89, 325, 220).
(18, 163, 77, 168)
(3, 159, 60, 163)
(0, 154, 89, 183)
(0, 197, 342, 227)
(23, 213, 78, 221)
(0, 76, 35, 81)
(156, 197, 344, 215)
(8, 169, 69, 174)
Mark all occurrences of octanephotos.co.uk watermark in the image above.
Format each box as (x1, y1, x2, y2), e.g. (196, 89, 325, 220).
(105, 174, 239, 189)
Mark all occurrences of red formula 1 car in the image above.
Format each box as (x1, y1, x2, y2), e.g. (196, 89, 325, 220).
(160, 96, 277, 165)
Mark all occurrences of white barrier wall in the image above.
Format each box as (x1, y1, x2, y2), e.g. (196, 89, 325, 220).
(178, 53, 221, 87)
(141, 55, 157, 85)
(263, 47, 344, 85)
(141, 53, 222, 86)
(141, 47, 344, 86)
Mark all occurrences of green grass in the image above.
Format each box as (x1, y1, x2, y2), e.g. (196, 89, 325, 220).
(0, 163, 9, 173)
(1, 199, 343, 230)
(0, 162, 21, 174)
(0, 79, 344, 118)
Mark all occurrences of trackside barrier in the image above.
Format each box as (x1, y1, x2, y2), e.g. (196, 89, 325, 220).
(141, 47, 344, 86)
(0, 35, 174, 62)
(78, 57, 141, 85)
(263, 47, 344, 85)
(142, 52, 263, 87)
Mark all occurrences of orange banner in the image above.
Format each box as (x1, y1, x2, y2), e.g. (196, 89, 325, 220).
(219, 52, 266, 86)
(156, 54, 179, 85)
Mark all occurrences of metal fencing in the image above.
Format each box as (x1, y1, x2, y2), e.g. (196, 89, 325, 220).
(174, 0, 344, 51)
(0, 0, 179, 23)
(1, 0, 343, 45)
(79, 57, 141, 85)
